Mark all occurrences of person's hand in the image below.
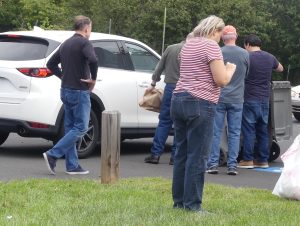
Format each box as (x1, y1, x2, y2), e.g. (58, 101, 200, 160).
(146, 81, 156, 92)
(225, 62, 236, 80)
(226, 62, 236, 73)
(81, 79, 96, 91)
(146, 86, 155, 92)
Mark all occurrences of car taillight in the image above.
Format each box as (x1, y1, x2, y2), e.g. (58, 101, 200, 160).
(6, 34, 20, 38)
(17, 68, 52, 78)
(28, 122, 50, 129)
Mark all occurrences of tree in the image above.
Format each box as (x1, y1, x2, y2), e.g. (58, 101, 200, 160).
(0, 0, 23, 31)
(1, 0, 299, 82)
(268, 0, 300, 81)
(19, 0, 68, 30)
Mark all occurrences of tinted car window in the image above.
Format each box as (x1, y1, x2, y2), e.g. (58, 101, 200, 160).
(92, 41, 124, 69)
(125, 42, 159, 73)
(0, 36, 49, 61)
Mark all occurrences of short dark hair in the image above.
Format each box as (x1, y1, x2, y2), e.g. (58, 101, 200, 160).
(244, 34, 262, 47)
(73, 15, 91, 31)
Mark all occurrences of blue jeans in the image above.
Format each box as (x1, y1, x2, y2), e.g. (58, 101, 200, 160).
(151, 83, 176, 159)
(171, 92, 216, 211)
(241, 101, 269, 163)
(47, 88, 91, 171)
(208, 103, 243, 169)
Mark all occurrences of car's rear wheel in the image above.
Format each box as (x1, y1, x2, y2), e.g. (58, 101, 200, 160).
(0, 132, 9, 145)
(293, 112, 300, 121)
(53, 109, 100, 158)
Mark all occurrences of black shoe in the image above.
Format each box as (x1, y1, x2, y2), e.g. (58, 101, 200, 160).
(144, 155, 160, 164)
(227, 167, 238, 176)
(173, 203, 183, 209)
(169, 158, 174, 165)
(66, 165, 89, 175)
(206, 166, 219, 174)
(43, 152, 56, 175)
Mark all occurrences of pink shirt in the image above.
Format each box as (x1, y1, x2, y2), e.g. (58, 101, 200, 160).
(174, 37, 223, 103)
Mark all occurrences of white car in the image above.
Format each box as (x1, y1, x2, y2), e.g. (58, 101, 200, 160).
(291, 85, 300, 121)
(0, 29, 164, 157)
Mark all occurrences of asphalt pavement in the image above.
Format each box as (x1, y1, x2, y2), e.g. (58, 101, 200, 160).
(0, 134, 286, 191)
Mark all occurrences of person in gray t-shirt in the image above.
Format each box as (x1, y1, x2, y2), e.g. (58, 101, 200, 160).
(207, 25, 249, 175)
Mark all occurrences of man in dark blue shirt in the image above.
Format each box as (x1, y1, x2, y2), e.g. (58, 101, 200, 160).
(238, 34, 283, 169)
(43, 15, 98, 175)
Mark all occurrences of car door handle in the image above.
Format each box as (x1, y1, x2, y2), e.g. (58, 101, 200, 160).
(138, 81, 150, 88)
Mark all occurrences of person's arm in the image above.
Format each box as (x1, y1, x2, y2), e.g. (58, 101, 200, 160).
(210, 60, 236, 87)
(81, 41, 98, 91)
(245, 52, 250, 78)
(152, 59, 165, 84)
(150, 47, 169, 88)
(82, 41, 98, 80)
(46, 50, 63, 79)
(274, 62, 284, 72)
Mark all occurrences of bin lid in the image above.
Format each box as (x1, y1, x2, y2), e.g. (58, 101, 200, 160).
(271, 81, 291, 89)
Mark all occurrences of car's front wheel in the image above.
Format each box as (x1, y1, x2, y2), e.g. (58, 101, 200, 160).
(293, 112, 300, 121)
(0, 132, 9, 145)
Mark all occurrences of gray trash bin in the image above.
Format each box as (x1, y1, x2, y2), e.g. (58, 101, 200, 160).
(219, 81, 293, 165)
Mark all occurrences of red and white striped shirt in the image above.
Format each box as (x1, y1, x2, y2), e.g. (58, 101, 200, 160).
(174, 37, 223, 103)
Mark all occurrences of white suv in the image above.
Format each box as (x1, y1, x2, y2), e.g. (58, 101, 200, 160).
(0, 29, 164, 157)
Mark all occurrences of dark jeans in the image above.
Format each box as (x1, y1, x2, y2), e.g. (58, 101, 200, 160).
(241, 101, 269, 163)
(171, 92, 216, 211)
(151, 83, 176, 159)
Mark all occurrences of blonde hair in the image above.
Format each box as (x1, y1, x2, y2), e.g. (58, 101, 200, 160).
(192, 15, 225, 38)
(186, 32, 194, 41)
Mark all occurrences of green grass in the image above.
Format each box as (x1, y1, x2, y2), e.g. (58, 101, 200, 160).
(0, 177, 299, 226)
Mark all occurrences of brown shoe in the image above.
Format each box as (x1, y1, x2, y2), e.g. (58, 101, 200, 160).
(237, 160, 254, 169)
(253, 161, 269, 168)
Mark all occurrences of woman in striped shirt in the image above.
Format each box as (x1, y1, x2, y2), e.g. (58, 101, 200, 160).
(171, 15, 236, 212)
